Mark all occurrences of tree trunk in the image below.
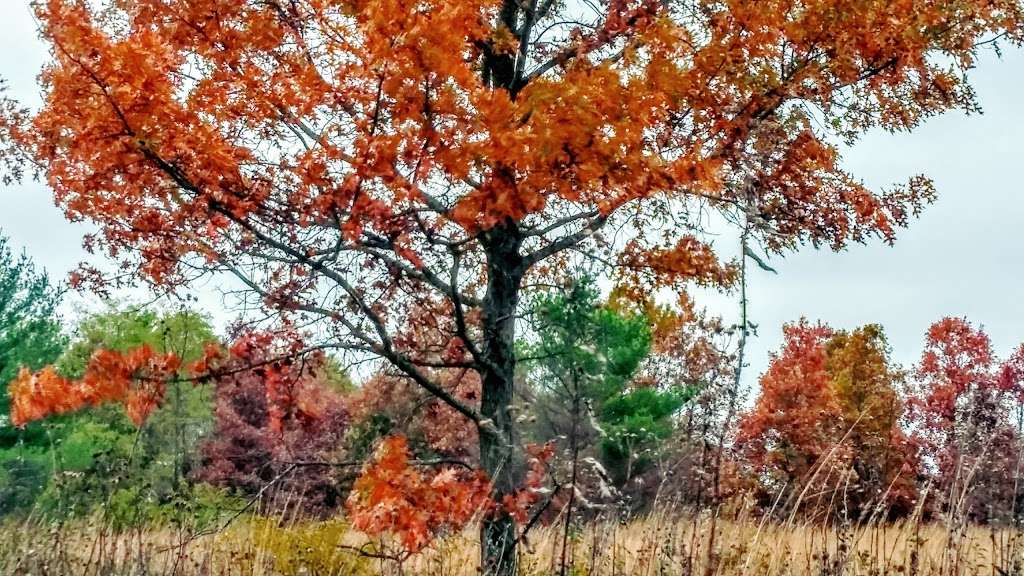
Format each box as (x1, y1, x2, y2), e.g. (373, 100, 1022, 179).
(479, 223, 525, 576)
(478, 3, 528, 569)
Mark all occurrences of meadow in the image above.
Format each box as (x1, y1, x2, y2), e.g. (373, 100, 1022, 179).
(4, 505, 1023, 575)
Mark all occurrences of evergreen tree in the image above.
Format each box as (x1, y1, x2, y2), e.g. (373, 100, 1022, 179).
(523, 279, 690, 488)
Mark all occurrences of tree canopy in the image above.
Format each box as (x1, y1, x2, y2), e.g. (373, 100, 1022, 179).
(737, 321, 916, 518)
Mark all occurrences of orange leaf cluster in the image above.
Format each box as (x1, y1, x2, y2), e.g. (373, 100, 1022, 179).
(615, 237, 739, 302)
(8, 346, 182, 426)
(347, 436, 491, 553)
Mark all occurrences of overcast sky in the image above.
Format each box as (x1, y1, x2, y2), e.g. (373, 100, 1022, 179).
(1, 4, 1022, 389)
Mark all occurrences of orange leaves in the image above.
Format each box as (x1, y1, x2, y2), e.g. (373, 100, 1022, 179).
(2, 0, 1014, 310)
(189, 342, 224, 375)
(737, 320, 837, 469)
(8, 367, 79, 426)
(8, 346, 181, 427)
(919, 317, 994, 382)
(22, 0, 255, 286)
(347, 436, 491, 554)
(6, 329, 341, 439)
(616, 237, 738, 301)
(346, 437, 556, 553)
(345, 435, 558, 553)
(490, 25, 519, 56)
(631, 237, 734, 283)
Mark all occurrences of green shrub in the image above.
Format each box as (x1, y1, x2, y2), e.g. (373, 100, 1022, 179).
(0, 448, 49, 515)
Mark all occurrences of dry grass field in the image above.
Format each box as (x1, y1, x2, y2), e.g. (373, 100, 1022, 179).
(3, 510, 1022, 576)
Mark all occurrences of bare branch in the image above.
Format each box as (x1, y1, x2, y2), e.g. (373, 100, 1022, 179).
(521, 214, 608, 269)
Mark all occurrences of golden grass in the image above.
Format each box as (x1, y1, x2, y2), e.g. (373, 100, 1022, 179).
(3, 511, 1022, 575)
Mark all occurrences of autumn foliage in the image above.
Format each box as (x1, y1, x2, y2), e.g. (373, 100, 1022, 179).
(346, 435, 558, 554)
(2, 0, 1023, 570)
(9, 0, 1015, 271)
(738, 322, 917, 517)
(194, 333, 350, 515)
(905, 318, 1024, 521)
(9, 346, 186, 426)
(349, 369, 481, 461)
(738, 321, 837, 485)
(346, 436, 491, 554)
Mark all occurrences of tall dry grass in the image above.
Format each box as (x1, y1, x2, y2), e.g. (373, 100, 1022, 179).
(3, 509, 1023, 575)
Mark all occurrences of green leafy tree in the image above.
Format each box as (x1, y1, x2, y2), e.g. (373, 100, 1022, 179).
(0, 233, 66, 515)
(57, 306, 215, 376)
(38, 306, 219, 518)
(599, 386, 689, 485)
(522, 279, 687, 489)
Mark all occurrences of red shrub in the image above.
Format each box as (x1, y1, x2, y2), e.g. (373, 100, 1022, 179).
(194, 333, 349, 515)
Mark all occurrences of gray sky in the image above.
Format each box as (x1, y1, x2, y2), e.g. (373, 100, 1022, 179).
(1, 3, 1022, 389)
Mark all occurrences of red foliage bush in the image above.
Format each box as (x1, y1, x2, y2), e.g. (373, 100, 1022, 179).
(193, 333, 349, 515)
(906, 318, 1024, 522)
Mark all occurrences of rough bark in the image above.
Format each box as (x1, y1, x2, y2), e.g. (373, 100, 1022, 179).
(479, 222, 525, 576)
(477, 0, 527, 571)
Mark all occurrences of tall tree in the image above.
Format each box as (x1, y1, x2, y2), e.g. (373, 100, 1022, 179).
(523, 279, 682, 575)
(737, 320, 837, 503)
(825, 324, 916, 518)
(738, 321, 915, 518)
(907, 317, 1024, 522)
(3, 0, 1021, 570)
(523, 279, 675, 489)
(0, 232, 65, 447)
